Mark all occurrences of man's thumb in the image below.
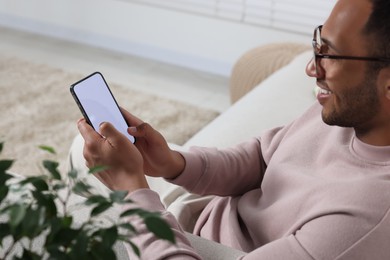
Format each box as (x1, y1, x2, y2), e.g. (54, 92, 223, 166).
(128, 123, 152, 138)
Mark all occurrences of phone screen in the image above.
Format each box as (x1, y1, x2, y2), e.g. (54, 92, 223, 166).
(70, 72, 135, 143)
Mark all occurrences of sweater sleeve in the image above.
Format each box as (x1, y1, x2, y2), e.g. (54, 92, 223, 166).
(239, 206, 390, 260)
(124, 189, 202, 260)
(170, 138, 267, 196)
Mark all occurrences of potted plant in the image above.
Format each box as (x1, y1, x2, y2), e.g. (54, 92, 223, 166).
(0, 142, 175, 259)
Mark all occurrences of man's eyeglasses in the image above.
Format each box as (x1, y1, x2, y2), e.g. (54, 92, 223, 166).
(312, 25, 390, 75)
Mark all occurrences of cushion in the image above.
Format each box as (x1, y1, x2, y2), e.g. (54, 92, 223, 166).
(184, 50, 315, 148)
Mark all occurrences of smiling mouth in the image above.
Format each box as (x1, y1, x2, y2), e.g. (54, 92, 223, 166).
(315, 86, 333, 105)
(315, 80, 333, 95)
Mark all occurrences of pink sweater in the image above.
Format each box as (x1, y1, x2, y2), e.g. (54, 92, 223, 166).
(128, 103, 390, 259)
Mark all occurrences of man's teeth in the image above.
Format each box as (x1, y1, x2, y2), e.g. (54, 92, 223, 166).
(318, 88, 332, 95)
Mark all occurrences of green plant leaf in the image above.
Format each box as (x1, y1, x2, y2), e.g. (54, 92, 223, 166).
(72, 181, 93, 196)
(89, 238, 117, 260)
(42, 160, 61, 180)
(45, 217, 66, 245)
(85, 195, 108, 205)
(88, 165, 109, 174)
(69, 231, 89, 259)
(19, 176, 49, 192)
(0, 185, 9, 204)
(62, 215, 73, 228)
(128, 240, 141, 257)
(91, 201, 112, 217)
(0, 159, 14, 173)
(46, 248, 69, 260)
(100, 226, 118, 248)
(109, 190, 128, 203)
(32, 191, 57, 218)
(32, 178, 49, 192)
(68, 168, 78, 179)
(0, 171, 13, 187)
(38, 145, 56, 155)
(91, 242, 117, 260)
(144, 215, 176, 244)
(118, 223, 137, 233)
(120, 208, 149, 218)
(22, 206, 47, 239)
(121, 208, 175, 243)
(0, 223, 10, 243)
(122, 198, 134, 204)
(47, 226, 80, 249)
(19, 249, 42, 260)
(9, 203, 27, 227)
(53, 183, 66, 191)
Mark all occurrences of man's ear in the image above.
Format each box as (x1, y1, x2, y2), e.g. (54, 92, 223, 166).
(385, 75, 390, 101)
(387, 86, 390, 100)
(377, 67, 390, 100)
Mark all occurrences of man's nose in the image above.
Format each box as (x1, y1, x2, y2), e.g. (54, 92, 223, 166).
(306, 58, 317, 78)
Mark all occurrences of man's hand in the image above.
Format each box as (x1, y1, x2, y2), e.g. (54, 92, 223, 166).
(121, 108, 186, 180)
(77, 119, 149, 193)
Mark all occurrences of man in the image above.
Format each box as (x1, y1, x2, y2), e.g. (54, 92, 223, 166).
(76, 0, 390, 258)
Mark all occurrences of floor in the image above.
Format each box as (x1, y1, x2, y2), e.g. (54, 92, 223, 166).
(0, 26, 230, 113)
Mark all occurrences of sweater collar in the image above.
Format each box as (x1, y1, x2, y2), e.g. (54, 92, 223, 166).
(351, 136, 390, 164)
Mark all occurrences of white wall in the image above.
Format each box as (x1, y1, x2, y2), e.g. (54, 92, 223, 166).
(0, 0, 311, 76)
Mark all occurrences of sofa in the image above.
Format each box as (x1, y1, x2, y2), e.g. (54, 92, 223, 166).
(184, 42, 313, 149)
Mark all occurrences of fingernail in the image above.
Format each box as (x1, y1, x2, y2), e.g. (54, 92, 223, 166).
(128, 126, 137, 133)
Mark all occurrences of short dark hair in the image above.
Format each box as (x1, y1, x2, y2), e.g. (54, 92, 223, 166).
(364, 0, 390, 70)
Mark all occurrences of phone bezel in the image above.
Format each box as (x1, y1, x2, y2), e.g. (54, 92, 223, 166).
(70, 71, 135, 143)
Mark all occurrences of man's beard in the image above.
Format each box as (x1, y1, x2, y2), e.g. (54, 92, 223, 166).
(321, 71, 380, 128)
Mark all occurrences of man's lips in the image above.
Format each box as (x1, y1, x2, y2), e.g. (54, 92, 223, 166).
(316, 81, 333, 95)
(315, 84, 333, 105)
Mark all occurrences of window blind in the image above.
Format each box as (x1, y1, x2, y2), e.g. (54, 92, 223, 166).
(121, 0, 336, 35)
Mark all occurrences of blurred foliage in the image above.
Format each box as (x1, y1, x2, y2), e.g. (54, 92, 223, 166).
(0, 142, 175, 259)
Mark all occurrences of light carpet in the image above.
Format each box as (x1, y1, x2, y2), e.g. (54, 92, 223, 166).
(0, 55, 219, 176)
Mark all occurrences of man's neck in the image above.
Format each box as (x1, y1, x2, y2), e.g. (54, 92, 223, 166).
(355, 127, 390, 146)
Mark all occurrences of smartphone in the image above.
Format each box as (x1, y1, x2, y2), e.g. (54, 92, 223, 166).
(70, 72, 135, 143)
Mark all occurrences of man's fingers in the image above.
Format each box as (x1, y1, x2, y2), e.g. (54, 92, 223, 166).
(120, 107, 143, 126)
(99, 122, 122, 141)
(78, 119, 104, 167)
(127, 122, 154, 138)
(77, 118, 100, 142)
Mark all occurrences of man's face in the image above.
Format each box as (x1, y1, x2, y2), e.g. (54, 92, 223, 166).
(306, 0, 381, 129)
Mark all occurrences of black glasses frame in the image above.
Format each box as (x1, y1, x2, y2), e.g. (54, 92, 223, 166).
(312, 25, 390, 64)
